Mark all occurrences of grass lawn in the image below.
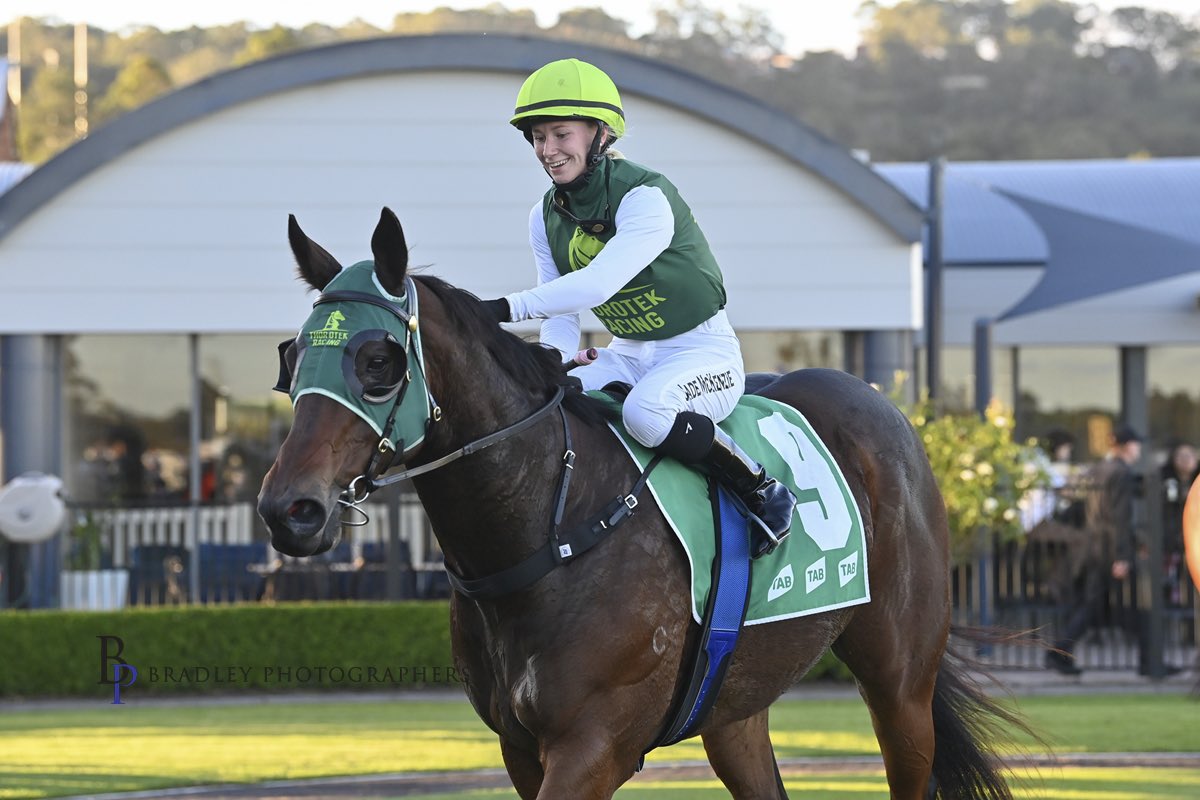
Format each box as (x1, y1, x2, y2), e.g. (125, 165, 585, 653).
(1, 693, 1198, 799)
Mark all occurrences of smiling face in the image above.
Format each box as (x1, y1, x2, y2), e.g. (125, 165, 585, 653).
(531, 119, 601, 184)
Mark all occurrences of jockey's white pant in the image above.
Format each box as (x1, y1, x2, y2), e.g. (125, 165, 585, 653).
(570, 310, 745, 448)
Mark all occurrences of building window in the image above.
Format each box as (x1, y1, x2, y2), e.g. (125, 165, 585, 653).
(738, 331, 842, 374)
(199, 334, 294, 504)
(64, 335, 190, 504)
(1149, 347, 1200, 447)
(1016, 347, 1118, 459)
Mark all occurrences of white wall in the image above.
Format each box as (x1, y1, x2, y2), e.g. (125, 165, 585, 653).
(0, 70, 917, 334)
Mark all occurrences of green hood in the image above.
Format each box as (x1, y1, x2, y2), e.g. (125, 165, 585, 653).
(289, 262, 431, 455)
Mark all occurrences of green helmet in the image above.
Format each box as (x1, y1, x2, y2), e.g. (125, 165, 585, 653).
(510, 59, 625, 140)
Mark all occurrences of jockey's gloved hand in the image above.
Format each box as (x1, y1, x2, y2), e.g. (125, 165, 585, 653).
(481, 298, 510, 324)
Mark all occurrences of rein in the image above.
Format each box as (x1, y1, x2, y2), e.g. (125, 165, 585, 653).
(310, 278, 663, 600)
(339, 385, 567, 515)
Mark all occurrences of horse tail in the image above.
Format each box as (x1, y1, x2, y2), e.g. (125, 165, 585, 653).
(929, 626, 1039, 800)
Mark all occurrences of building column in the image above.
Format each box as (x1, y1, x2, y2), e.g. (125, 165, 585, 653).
(0, 334, 63, 608)
(862, 330, 914, 404)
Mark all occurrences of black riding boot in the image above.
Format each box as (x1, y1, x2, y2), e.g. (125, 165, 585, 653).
(657, 411, 798, 558)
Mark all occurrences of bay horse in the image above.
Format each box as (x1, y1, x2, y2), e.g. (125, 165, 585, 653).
(258, 208, 1022, 799)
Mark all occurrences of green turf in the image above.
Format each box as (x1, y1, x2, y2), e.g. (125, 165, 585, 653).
(1, 694, 1197, 799)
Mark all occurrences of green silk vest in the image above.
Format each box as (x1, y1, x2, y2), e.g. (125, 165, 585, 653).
(542, 157, 726, 340)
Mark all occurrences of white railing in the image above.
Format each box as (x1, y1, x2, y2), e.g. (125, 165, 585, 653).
(60, 499, 444, 609)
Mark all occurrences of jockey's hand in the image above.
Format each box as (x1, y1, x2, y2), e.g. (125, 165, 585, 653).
(481, 298, 510, 324)
(572, 348, 599, 366)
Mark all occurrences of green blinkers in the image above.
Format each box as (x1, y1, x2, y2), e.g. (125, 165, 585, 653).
(274, 262, 432, 455)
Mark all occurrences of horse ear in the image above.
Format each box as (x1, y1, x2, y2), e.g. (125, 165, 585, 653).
(371, 207, 409, 296)
(288, 214, 342, 291)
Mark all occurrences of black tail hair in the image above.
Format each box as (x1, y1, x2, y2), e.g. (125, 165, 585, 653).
(929, 626, 1047, 799)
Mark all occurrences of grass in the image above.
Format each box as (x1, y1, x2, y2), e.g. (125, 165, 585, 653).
(0, 694, 1198, 799)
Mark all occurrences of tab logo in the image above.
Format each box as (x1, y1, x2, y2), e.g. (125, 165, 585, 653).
(767, 564, 794, 602)
(805, 557, 827, 594)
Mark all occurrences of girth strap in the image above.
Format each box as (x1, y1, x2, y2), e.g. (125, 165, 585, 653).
(445, 447, 664, 601)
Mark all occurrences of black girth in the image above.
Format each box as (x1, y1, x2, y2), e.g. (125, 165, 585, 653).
(443, 405, 662, 600)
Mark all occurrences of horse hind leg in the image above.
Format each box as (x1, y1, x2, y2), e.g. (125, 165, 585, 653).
(702, 709, 789, 799)
(832, 624, 940, 799)
(835, 632, 1017, 800)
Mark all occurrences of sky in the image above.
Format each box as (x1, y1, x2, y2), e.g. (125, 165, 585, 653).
(11, 1, 1197, 59)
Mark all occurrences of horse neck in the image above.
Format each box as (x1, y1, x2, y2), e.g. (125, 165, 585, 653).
(408, 320, 574, 579)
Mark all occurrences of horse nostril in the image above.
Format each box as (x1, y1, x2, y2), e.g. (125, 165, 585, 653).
(287, 499, 326, 528)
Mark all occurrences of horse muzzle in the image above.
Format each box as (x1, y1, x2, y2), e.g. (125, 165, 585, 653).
(257, 490, 341, 557)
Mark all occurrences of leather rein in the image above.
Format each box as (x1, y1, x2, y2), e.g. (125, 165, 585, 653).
(325, 284, 659, 599)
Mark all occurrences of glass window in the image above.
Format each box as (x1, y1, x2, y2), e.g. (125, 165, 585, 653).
(1149, 346, 1200, 447)
(199, 334, 295, 504)
(912, 345, 1015, 415)
(943, 346, 1015, 415)
(738, 331, 842, 374)
(64, 335, 190, 504)
(1016, 347, 1119, 459)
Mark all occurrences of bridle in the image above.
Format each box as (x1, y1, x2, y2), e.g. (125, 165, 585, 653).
(278, 270, 656, 601)
(340, 385, 568, 523)
(278, 274, 569, 526)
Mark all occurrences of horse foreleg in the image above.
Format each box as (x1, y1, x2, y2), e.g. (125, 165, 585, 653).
(702, 709, 789, 799)
(533, 733, 637, 800)
(500, 739, 544, 800)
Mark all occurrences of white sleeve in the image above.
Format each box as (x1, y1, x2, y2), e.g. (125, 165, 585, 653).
(528, 201, 580, 359)
(504, 185, 674, 321)
(539, 316, 581, 361)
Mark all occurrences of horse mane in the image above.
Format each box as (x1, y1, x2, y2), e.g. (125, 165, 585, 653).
(414, 275, 613, 427)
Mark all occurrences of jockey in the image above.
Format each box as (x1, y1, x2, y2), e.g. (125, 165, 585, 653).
(481, 58, 797, 558)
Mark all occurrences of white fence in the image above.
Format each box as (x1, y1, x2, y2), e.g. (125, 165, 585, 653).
(60, 499, 444, 608)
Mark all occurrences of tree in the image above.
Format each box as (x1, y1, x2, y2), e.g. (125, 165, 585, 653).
(15, 65, 76, 163)
(233, 25, 301, 66)
(549, 8, 632, 48)
(93, 55, 173, 127)
(861, 0, 956, 60)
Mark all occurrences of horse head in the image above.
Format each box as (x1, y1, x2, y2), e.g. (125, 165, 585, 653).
(258, 208, 418, 556)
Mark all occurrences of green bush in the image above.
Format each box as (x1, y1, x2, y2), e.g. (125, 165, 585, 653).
(1, 600, 854, 699)
(0, 602, 454, 699)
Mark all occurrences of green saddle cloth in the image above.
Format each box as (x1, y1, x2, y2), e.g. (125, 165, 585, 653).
(594, 392, 871, 625)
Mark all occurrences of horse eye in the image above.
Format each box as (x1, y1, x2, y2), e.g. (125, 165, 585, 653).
(367, 356, 389, 372)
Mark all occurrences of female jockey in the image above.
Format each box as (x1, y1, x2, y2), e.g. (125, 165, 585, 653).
(481, 58, 796, 557)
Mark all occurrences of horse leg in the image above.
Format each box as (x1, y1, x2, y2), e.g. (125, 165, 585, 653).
(833, 626, 940, 800)
(702, 709, 789, 799)
(500, 739, 544, 800)
(534, 734, 637, 800)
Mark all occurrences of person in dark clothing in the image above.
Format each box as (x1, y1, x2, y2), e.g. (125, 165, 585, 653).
(1160, 440, 1198, 606)
(1046, 425, 1143, 675)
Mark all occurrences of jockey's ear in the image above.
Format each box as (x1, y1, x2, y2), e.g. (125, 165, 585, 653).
(288, 214, 342, 291)
(371, 207, 410, 296)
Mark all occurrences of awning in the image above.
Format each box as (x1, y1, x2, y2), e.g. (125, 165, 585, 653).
(997, 190, 1200, 321)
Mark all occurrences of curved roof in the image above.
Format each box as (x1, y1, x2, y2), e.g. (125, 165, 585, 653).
(0, 34, 921, 243)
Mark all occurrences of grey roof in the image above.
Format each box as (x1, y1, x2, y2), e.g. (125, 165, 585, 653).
(0, 162, 32, 195)
(874, 162, 1047, 265)
(875, 158, 1200, 319)
(0, 34, 922, 244)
